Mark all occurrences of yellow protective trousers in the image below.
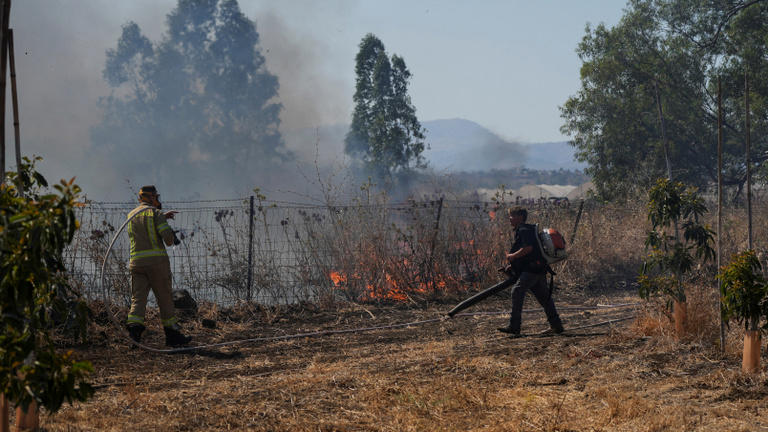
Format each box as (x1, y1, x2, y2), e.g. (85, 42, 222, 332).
(127, 259, 178, 328)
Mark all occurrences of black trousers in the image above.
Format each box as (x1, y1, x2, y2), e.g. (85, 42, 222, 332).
(507, 272, 563, 334)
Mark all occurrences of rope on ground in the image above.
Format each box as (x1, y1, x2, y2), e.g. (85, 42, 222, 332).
(453, 303, 640, 317)
(565, 315, 636, 331)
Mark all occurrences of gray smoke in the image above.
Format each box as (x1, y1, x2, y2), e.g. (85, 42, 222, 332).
(9, 1, 353, 202)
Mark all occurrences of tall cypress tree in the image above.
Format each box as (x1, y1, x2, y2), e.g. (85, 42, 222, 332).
(345, 34, 426, 179)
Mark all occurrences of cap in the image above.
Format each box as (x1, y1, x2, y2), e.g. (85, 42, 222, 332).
(139, 185, 158, 195)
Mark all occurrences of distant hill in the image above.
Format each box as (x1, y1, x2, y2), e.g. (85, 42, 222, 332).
(282, 118, 585, 172)
(420, 118, 525, 172)
(522, 141, 585, 171)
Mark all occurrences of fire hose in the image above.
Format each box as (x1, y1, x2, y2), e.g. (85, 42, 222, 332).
(100, 211, 638, 354)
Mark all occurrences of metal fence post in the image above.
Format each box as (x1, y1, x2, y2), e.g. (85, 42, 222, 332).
(247, 195, 254, 302)
(569, 199, 585, 245)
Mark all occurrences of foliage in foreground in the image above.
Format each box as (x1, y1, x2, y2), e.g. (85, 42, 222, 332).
(0, 158, 93, 412)
(719, 249, 768, 332)
(639, 178, 714, 302)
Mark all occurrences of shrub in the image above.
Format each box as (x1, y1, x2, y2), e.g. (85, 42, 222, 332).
(719, 250, 768, 332)
(0, 157, 93, 412)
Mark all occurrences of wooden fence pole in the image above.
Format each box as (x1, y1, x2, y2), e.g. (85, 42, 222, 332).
(427, 196, 444, 288)
(654, 80, 672, 180)
(0, 0, 10, 182)
(745, 69, 752, 250)
(247, 195, 254, 302)
(569, 199, 584, 245)
(717, 78, 725, 352)
(0, 394, 8, 432)
(8, 28, 21, 196)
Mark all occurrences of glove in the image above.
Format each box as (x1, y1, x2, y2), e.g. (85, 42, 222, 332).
(173, 233, 181, 245)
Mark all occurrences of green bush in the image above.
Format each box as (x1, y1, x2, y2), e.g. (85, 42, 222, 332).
(638, 178, 714, 302)
(0, 157, 93, 412)
(719, 250, 768, 332)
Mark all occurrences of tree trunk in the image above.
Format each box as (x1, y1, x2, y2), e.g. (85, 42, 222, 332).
(673, 300, 687, 338)
(742, 330, 761, 373)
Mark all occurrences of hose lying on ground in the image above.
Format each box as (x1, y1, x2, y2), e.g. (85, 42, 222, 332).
(100, 211, 638, 354)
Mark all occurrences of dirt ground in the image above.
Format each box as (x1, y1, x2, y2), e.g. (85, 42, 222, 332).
(32, 288, 768, 431)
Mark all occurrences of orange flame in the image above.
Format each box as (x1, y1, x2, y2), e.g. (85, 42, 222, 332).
(329, 271, 347, 286)
(329, 265, 456, 303)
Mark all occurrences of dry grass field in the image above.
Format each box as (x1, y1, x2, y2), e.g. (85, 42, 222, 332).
(33, 284, 768, 432)
(21, 200, 765, 431)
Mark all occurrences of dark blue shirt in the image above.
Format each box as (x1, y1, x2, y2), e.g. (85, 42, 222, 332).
(510, 223, 546, 274)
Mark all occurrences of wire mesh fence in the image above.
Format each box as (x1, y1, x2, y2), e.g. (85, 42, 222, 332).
(64, 195, 768, 309)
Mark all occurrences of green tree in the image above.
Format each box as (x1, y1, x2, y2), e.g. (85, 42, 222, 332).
(92, 0, 288, 196)
(561, 0, 768, 201)
(718, 250, 768, 332)
(345, 34, 426, 180)
(638, 178, 714, 302)
(0, 158, 93, 412)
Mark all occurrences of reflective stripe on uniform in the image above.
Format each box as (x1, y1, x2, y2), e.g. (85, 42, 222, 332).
(147, 211, 159, 250)
(128, 217, 135, 256)
(128, 207, 169, 262)
(127, 314, 144, 325)
(157, 222, 171, 233)
(130, 249, 168, 259)
(162, 316, 178, 327)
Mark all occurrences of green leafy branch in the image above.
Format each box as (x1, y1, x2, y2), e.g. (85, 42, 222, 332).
(1, 158, 93, 412)
(639, 178, 714, 302)
(718, 250, 768, 332)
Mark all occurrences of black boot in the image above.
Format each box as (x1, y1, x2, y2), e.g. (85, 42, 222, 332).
(496, 325, 521, 337)
(127, 323, 145, 343)
(164, 325, 192, 347)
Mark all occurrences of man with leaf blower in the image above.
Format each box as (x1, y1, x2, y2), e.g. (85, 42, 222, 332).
(447, 207, 566, 336)
(125, 185, 192, 347)
(497, 207, 564, 337)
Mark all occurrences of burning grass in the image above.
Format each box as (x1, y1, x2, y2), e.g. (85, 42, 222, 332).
(37, 288, 768, 431)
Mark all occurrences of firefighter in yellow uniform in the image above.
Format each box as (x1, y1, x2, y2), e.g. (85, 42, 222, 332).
(125, 185, 192, 347)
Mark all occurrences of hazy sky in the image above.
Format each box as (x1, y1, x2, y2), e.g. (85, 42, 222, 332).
(7, 0, 625, 198)
(251, 0, 626, 143)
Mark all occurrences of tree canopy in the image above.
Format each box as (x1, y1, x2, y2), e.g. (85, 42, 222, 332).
(345, 34, 427, 181)
(561, 0, 768, 201)
(92, 0, 288, 197)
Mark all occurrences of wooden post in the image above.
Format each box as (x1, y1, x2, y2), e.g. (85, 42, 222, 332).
(569, 199, 584, 245)
(247, 195, 254, 302)
(426, 196, 444, 289)
(717, 78, 725, 352)
(14, 401, 38, 432)
(654, 80, 672, 180)
(745, 69, 752, 250)
(8, 28, 21, 196)
(0, 0, 9, 182)
(0, 394, 9, 432)
(656, 80, 684, 306)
